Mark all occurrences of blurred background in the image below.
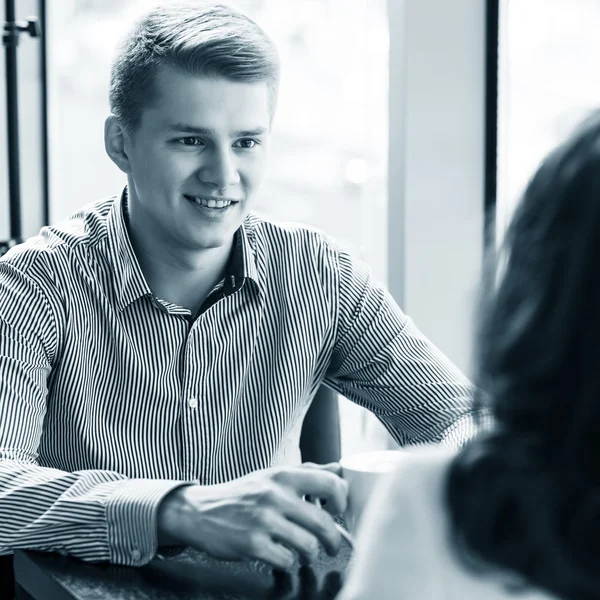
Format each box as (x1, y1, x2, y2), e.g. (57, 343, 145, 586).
(2, 0, 599, 455)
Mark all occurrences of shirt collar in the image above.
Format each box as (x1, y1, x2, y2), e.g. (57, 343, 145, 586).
(106, 188, 153, 312)
(106, 187, 261, 312)
(237, 218, 260, 287)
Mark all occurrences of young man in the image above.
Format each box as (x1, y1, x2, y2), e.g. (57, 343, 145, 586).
(0, 2, 477, 571)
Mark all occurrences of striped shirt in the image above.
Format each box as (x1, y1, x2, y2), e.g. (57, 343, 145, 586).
(0, 189, 477, 566)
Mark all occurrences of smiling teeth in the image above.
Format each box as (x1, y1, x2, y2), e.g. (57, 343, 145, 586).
(192, 197, 232, 209)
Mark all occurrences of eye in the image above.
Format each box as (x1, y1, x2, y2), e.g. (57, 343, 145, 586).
(235, 138, 259, 149)
(178, 137, 204, 146)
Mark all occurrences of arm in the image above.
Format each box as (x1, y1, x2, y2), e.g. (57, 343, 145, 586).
(325, 248, 482, 448)
(0, 255, 349, 569)
(0, 259, 185, 566)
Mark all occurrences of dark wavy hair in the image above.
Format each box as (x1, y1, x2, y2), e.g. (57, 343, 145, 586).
(109, 1, 280, 133)
(446, 110, 600, 598)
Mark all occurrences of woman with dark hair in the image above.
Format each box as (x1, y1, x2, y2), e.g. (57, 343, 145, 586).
(338, 111, 600, 599)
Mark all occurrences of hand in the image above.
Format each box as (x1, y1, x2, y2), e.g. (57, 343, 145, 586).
(157, 462, 348, 569)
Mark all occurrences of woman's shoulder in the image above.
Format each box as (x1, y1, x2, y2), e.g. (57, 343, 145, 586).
(337, 446, 456, 599)
(398, 443, 456, 471)
(391, 446, 561, 600)
(351, 445, 456, 556)
(382, 444, 456, 498)
(339, 445, 560, 600)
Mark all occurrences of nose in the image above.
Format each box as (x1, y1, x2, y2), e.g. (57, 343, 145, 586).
(197, 147, 240, 191)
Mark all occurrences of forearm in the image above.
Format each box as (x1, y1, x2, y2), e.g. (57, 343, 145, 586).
(0, 459, 186, 566)
(156, 483, 197, 548)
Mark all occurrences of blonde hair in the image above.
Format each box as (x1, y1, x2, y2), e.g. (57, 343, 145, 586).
(109, 1, 280, 131)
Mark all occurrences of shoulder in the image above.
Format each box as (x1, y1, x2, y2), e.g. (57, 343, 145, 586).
(243, 212, 342, 256)
(360, 446, 455, 543)
(338, 447, 455, 600)
(1, 196, 114, 280)
(352, 446, 559, 600)
(355, 446, 456, 565)
(243, 214, 351, 294)
(242, 213, 376, 285)
(245, 215, 386, 301)
(383, 445, 456, 497)
(341, 446, 561, 600)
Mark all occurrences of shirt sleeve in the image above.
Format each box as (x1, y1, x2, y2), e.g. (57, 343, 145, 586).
(0, 258, 185, 566)
(324, 248, 481, 448)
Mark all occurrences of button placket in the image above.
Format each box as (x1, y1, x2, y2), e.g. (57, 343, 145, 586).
(180, 320, 207, 482)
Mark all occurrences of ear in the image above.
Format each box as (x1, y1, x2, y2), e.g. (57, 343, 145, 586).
(104, 115, 132, 174)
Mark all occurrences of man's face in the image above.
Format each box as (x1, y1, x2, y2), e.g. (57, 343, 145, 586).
(122, 66, 271, 252)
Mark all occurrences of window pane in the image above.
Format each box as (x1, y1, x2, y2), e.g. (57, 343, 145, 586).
(1, 0, 46, 244)
(0, 1, 8, 244)
(497, 0, 600, 240)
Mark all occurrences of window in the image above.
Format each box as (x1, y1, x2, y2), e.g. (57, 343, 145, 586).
(496, 0, 600, 241)
(1, 0, 46, 244)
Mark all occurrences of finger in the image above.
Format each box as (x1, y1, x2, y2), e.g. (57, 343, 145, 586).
(298, 564, 318, 600)
(276, 468, 348, 516)
(251, 535, 296, 570)
(302, 461, 342, 507)
(271, 568, 293, 598)
(302, 461, 342, 477)
(321, 571, 343, 599)
(277, 493, 344, 556)
(267, 511, 321, 564)
(303, 494, 327, 508)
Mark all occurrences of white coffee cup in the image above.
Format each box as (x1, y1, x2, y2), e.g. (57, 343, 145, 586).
(339, 449, 411, 533)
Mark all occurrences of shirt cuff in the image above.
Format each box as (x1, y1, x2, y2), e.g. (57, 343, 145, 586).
(441, 412, 479, 449)
(106, 479, 189, 566)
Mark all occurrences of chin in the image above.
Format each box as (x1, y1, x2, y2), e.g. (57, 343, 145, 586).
(190, 235, 231, 250)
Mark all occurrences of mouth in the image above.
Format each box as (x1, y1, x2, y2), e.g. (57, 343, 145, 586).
(184, 195, 238, 210)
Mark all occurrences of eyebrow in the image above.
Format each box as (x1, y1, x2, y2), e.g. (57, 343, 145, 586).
(167, 124, 268, 137)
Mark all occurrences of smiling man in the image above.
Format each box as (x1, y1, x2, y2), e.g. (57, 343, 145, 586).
(0, 1, 478, 572)
(106, 68, 272, 314)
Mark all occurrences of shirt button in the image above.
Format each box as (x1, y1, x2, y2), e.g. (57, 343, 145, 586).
(131, 549, 141, 561)
(188, 397, 198, 409)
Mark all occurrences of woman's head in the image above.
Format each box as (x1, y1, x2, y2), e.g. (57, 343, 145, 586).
(448, 110, 600, 598)
(477, 109, 600, 468)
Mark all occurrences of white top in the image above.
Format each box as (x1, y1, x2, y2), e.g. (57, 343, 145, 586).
(337, 446, 560, 600)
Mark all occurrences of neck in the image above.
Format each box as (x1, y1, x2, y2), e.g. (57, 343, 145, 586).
(124, 201, 233, 313)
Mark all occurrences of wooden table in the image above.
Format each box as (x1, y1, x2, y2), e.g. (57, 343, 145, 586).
(14, 542, 351, 599)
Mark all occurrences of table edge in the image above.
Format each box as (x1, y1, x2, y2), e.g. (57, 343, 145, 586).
(14, 550, 77, 600)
